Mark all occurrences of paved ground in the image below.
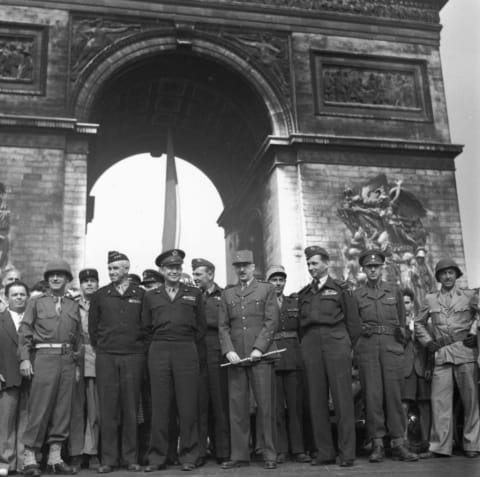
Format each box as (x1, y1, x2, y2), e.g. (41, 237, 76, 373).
(72, 455, 480, 477)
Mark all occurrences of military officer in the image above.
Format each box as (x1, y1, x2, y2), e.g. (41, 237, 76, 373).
(192, 258, 229, 465)
(88, 251, 146, 473)
(140, 269, 164, 291)
(69, 269, 100, 472)
(415, 258, 480, 457)
(218, 250, 279, 470)
(142, 249, 207, 472)
(353, 249, 418, 463)
(19, 259, 82, 476)
(298, 247, 360, 467)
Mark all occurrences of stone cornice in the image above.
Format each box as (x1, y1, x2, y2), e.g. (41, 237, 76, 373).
(0, 114, 98, 134)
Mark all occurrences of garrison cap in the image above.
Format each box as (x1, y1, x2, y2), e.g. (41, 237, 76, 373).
(108, 250, 129, 264)
(79, 268, 99, 283)
(191, 258, 215, 271)
(155, 249, 185, 267)
(304, 246, 329, 261)
(232, 250, 254, 265)
(141, 269, 164, 284)
(359, 249, 385, 267)
(127, 274, 141, 285)
(44, 258, 73, 282)
(434, 258, 463, 282)
(266, 265, 287, 281)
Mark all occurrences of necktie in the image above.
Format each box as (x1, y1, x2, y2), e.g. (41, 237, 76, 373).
(167, 287, 177, 300)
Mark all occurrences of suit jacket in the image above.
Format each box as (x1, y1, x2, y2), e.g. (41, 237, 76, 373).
(218, 279, 279, 359)
(0, 310, 22, 389)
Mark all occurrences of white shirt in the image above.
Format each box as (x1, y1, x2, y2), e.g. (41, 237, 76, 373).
(9, 310, 24, 331)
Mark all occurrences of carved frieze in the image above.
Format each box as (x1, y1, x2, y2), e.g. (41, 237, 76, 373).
(0, 23, 47, 95)
(312, 51, 432, 121)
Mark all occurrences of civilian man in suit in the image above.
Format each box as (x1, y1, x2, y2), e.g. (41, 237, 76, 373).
(192, 258, 229, 465)
(142, 249, 206, 472)
(218, 250, 279, 470)
(298, 246, 361, 467)
(88, 252, 146, 473)
(0, 281, 29, 476)
(266, 265, 310, 464)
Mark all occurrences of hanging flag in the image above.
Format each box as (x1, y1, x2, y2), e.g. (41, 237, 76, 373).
(162, 127, 181, 250)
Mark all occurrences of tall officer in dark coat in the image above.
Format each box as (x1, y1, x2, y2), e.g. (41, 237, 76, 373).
(0, 281, 29, 476)
(191, 258, 229, 465)
(353, 250, 417, 463)
(88, 251, 146, 473)
(218, 250, 279, 470)
(266, 265, 310, 464)
(142, 249, 207, 472)
(20, 259, 82, 476)
(298, 246, 360, 467)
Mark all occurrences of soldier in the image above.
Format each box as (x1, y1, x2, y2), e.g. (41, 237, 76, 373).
(140, 269, 164, 291)
(0, 281, 29, 476)
(353, 249, 418, 463)
(266, 265, 310, 464)
(69, 269, 100, 472)
(142, 249, 206, 472)
(19, 259, 82, 477)
(88, 251, 146, 473)
(218, 250, 279, 470)
(401, 288, 431, 453)
(415, 258, 480, 457)
(298, 247, 361, 467)
(191, 258, 229, 465)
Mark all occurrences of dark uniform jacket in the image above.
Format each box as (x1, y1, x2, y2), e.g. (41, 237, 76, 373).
(204, 283, 223, 351)
(19, 293, 82, 362)
(299, 276, 361, 344)
(0, 310, 22, 389)
(88, 283, 145, 354)
(275, 294, 302, 370)
(218, 279, 279, 359)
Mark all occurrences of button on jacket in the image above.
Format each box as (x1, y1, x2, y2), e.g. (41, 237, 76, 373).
(88, 284, 145, 354)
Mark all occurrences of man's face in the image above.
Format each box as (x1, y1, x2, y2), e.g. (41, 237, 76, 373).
(192, 266, 214, 290)
(234, 262, 255, 282)
(438, 267, 458, 290)
(307, 255, 329, 279)
(47, 272, 69, 293)
(269, 274, 286, 296)
(108, 260, 129, 284)
(364, 264, 382, 282)
(403, 295, 414, 314)
(7, 284, 28, 312)
(161, 264, 182, 285)
(2, 269, 21, 287)
(80, 278, 99, 297)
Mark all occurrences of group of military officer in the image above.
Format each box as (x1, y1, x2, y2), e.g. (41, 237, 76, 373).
(0, 244, 479, 476)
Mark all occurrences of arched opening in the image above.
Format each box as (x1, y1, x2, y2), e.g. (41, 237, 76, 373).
(86, 153, 226, 284)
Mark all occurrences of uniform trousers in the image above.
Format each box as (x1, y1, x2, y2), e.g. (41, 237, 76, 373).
(430, 362, 480, 455)
(69, 377, 99, 456)
(302, 326, 355, 461)
(148, 341, 200, 466)
(197, 362, 208, 459)
(275, 370, 304, 454)
(206, 337, 229, 459)
(23, 350, 76, 449)
(228, 361, 276, 462)
(96, 353, 144, 466)
(355, 334, 405, 441)
(0, 382, 28, 472)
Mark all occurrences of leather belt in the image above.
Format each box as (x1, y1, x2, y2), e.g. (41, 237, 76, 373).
(362, 325, 397, 336)
(274, 330, 298, 340)
(35, 343, 71, 353)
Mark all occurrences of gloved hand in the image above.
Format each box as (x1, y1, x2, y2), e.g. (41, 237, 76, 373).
(394, 327, 407, 346)
(463, 333, 478, 348)
(426, 340, 441, 353)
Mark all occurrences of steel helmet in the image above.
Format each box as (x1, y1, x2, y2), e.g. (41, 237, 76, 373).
(434, 258, 463, 282)
(44, 259, 73, 282)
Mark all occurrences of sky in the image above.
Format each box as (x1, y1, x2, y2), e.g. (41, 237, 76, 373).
(86, 1, 479, 287)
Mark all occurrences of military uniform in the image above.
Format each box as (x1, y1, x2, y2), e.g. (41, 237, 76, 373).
(299, 276, 361, 463)
(274, 293, 306, 457)
(19, 293, 82, 450)
(415, 286, 480, 455)
(353, 281, 406, 443)
(88, 282, 146, 467)
(142, 282, 206, 467)
(218, 278, 279, 463)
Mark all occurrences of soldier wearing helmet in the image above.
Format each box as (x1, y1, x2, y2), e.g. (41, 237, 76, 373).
(19, 259, 82, 477)
(415, 258, 480, 458)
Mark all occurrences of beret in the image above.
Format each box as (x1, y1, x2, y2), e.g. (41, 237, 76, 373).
(304, 246, 329, 261)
